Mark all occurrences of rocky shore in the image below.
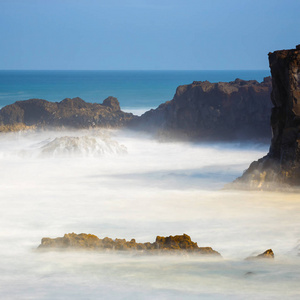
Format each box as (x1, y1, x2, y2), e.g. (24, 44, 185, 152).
(231, 45, 300, 189)
(0, 96, 136, 132)
(0, 78, 272, 142)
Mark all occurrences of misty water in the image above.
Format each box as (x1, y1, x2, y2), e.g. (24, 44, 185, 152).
(0, 129, 300, 299)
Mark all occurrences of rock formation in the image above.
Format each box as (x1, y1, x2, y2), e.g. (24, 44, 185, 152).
(38, 233, 221, 256)
(0, 79, 272, 141)
(246, 249, 274, 260)
(232, 45, 300, 189)
(0, 96, 135, 132)
(130, 77, 272, 141)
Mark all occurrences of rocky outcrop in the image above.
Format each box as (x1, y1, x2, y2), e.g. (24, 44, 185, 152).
(232, 45, 300, 189)
(246, 249, 274, 260)
(155, 234, 219, 255)
(0, 79, 272, 140)
(38, 233, 221, 256)
(130, 77, 272, 141)
(0, 97, 135, 132)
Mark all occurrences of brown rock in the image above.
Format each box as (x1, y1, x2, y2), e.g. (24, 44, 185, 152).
(39, 233, 103, 249)
(38, 233, 221, 256)
(155, 234, 199, 250)
(246, 249, 274, 260)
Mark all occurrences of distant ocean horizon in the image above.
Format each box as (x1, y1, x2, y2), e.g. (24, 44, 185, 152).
(0, 70, 270, 115)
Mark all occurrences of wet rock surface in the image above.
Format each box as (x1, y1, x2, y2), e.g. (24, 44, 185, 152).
(38, 233, 221, 256)
(232, 45, 300, 189)
(130, 77, 272, 141)
(0, 97, 135, 132)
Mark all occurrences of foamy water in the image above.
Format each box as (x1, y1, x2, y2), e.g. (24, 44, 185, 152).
(0, 129, 299, 299)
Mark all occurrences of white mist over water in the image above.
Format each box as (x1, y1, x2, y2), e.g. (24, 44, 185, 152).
(122, 106, 153, 116)
(0, 129, 300, 299)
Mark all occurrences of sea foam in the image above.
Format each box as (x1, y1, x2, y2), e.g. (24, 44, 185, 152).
(0, 129, 299, 299)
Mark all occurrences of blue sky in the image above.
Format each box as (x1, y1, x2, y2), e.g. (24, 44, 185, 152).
(0, 0, 299, 70)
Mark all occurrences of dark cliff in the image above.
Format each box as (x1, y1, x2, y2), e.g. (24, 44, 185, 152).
(0, 96, 135, 131)
(130, 77, 272, 141)
(232, 45, 300, 189)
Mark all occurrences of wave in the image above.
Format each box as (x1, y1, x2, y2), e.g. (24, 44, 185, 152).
(0, 130, 128, 158)
(40, 135, 127, 157)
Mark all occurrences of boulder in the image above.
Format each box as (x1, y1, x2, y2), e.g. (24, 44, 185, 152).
(102, 96, 121, 111)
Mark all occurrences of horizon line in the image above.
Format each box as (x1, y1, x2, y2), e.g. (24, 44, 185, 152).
(0, 69, 270, 72)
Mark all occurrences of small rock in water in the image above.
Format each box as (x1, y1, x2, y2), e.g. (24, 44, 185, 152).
(39, 135, 127, 157)
(245, 249, 274, 260)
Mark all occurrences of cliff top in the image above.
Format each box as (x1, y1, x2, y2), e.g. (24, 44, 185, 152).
(174, 76, 271, 98)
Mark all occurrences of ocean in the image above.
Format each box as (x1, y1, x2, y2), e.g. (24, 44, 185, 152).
(0, 70, 270, 114)
(1, 70, 300, 300)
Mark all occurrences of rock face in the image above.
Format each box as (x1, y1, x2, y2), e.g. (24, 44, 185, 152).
(0, 97, 135, 132)
(130, 77, 272, 141)
(246, 249, 274, 260)
(232, 46, 300, 189)
(38, 233, 221, 256)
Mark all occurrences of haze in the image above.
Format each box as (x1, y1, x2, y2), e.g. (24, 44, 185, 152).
(0, 129, 300, 299)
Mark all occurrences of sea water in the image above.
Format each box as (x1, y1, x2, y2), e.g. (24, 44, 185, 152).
(0, 70, 270, 115)
(1, 70, 300, 299)
(0, 129, 300, 299)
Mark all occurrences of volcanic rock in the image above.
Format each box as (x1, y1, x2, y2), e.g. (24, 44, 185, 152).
(130, 77, 272, 141)
(0, 97, 135, 132)
(38, 233, 221, 256)
(232, 45, 300, 189)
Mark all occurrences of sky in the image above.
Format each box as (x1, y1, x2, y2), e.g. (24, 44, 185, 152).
(0, 0, 299, 70)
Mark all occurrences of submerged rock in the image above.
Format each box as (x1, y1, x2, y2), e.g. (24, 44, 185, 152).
(40, 135, 127, 157)
(246, 249, 275, 260)
(38, 233, 221, 256)
(231, 45, 300, 189)
(0, 97, 136, 132)
(129, 77, 272, 141)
